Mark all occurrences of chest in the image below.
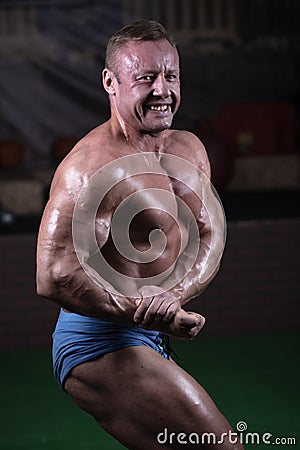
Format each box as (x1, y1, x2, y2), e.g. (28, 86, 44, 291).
(96, 152, 202, 232)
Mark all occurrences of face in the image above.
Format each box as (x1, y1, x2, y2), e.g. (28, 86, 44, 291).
(104, 39, 180, 134)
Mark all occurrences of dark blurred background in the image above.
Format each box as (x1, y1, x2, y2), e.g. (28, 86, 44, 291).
(0, 0, 299, 347)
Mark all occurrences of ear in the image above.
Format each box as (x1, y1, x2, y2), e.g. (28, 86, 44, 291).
(102, 68, 116, 95)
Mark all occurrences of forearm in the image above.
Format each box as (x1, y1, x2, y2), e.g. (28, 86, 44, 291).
(167, 225, 225, 305)
(171, 189, 226, 305)
(170, 257, 220, 305)
(37, 260, 138, 324)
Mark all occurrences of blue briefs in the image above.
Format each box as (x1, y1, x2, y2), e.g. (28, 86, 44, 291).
(52, 309, 170, 388)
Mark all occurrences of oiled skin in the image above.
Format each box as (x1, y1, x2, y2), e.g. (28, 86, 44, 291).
(36, 38, 242, 449)
(37, 123, 217, 337)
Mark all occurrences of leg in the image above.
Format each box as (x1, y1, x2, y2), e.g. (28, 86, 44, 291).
(65, 346, 243, 450)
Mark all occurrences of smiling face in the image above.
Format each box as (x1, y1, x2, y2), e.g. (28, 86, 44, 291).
(103, 39, 180, 135)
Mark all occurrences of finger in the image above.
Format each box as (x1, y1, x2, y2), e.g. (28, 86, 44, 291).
(161, 302, 180, 323)
(178, 311, 202, 328)
(141, 298, 177, 328)
(133, 296, 154, 324)
(139, 296, 165, 327)
(188, 319, 206, 340)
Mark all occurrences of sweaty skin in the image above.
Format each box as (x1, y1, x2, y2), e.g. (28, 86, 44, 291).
(36, 38, 242, 450)
(37, 128, 211, 338)
(37, 40, 223, 338)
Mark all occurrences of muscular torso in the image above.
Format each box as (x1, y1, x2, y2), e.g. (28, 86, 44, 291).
(42, 121, 208, 298)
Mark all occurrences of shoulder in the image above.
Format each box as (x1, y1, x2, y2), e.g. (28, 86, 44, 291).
(49, 123, 113, 198)
(168, 129, 202, 146)
(166, 129, 211, 178)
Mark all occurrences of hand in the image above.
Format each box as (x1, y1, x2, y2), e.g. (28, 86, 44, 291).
(133, 290, 181, 329)
(164, 309, 206, 340)
(134, 296, 205, 339)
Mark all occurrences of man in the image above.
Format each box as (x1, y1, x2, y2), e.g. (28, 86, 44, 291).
(36, 20, 243, 449)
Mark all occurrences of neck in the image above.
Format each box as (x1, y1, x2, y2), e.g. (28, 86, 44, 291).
(109, 112, 166, 154)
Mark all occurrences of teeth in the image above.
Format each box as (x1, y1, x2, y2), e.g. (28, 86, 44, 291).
(149, 105, 168, 111)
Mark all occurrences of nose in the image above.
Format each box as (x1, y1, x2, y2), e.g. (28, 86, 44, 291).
(152, 74, 170, 98)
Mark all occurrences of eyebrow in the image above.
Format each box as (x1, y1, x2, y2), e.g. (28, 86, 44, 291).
(134, 67, 179, 76)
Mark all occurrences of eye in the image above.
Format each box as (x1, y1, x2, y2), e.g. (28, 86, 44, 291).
(166, 74, 177, 81)
(138, 75, 155, 81)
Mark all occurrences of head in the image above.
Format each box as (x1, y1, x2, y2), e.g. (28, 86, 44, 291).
(105, 20, 177, 81)
(102, 20, 181, 134)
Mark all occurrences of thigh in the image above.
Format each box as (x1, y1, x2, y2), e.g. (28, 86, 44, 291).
(65, 346, 242, 450)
